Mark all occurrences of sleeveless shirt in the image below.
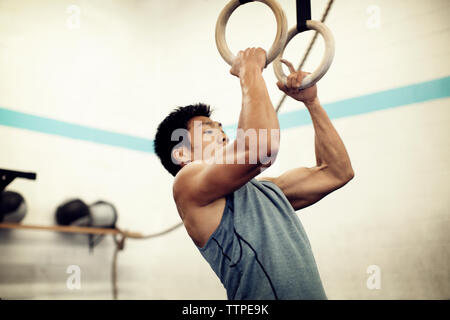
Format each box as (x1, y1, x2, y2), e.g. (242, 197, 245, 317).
(196, 179, 327, 300)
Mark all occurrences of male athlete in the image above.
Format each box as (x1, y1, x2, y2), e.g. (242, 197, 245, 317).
(154, 48, 354, 299)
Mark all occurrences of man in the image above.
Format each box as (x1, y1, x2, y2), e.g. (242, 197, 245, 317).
(154, 48, 354, 299)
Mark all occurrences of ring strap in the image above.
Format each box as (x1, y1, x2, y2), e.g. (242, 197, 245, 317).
(296, 0, 311, 32)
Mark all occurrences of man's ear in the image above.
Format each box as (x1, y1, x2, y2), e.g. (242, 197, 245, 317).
(171, 146, 191, 166)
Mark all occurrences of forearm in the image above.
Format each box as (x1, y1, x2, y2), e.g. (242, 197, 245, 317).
(314, 133, 324, 166)
(237, 65, 280, 151)
(305, 98, 353, 179)
(238, 66, 279, 131)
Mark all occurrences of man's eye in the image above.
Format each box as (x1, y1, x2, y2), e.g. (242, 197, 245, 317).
(205, 130, 213, 134)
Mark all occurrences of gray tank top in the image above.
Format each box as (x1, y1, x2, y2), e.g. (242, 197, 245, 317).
(196, 179, 327, 300)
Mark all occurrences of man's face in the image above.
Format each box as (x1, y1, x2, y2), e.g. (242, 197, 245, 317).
(186, 116, 229, 162)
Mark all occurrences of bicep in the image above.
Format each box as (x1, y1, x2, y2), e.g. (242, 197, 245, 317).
(260, 165, 350, 210)
(175, 141, 265, 207)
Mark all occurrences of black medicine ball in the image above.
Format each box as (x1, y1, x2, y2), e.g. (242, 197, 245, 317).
(0, 191, 27, 223)
(55, 199, 91, 226)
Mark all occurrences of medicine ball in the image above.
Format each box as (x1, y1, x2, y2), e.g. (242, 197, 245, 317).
(0, 191, 27, 223)
(89, 200, 117, 228)
(55, 199, 91, 226)
(55, 199, 117, 228)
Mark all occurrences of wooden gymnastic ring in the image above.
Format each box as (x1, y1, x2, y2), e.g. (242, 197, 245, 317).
(273, 20, 335, 89)
(215, 0, 288, 67)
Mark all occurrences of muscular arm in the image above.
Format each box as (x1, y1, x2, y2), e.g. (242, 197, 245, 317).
(260, 97, 354, 210)
(260, 65, 354, 210)
(174, 48, 280, 207)
(237, 64, 280, 145)
(307, 97, 353, 181)
(314, 132, 324, 167)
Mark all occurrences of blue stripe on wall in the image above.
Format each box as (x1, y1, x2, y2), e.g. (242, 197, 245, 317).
(275, 75, 450, 130)
(0, 108, 154, 153)
(1, 76, 449, 154)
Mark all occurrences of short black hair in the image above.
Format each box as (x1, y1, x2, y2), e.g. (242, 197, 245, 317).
(154, 103, 212, 176)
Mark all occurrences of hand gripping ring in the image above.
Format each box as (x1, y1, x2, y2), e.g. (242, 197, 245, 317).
(215, 0, 288, 67)
(273, 20, 335, 89)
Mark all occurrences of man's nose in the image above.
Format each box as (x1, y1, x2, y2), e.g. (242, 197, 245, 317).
(222, 135, 229, 143)
(216, 132, 228, 144)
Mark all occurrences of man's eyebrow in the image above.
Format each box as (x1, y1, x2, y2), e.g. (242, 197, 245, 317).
(195, 120, 217, 128)
(194, 121, 208, 127)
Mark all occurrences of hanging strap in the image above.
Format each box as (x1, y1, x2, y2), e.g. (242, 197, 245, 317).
(296, 0, 311, 32)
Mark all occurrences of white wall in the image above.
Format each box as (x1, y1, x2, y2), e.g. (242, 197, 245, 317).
(0, 0, 449, 299)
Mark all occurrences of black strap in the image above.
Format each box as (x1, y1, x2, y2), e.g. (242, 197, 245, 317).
(238, 0, 254, 4)
(296, 0, 311, 32)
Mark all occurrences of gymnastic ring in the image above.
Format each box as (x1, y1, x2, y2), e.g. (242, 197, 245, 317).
(215, 0, 288, 67)
(273, 20, 335, 90)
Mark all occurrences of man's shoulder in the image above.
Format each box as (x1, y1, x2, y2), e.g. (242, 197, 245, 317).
(172, 161, 204, 201)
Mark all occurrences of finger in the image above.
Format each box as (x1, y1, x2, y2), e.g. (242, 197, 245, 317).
(280, 59, 296, 74)
(287, 74, 296, 89)
(296, 71, 304, 87)
(232, 52, 241, 65)
(276, 81, 287, 93)
(277, 80, 288, 91)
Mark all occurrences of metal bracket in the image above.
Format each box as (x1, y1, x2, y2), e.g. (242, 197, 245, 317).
(0, 168, 37, 192)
